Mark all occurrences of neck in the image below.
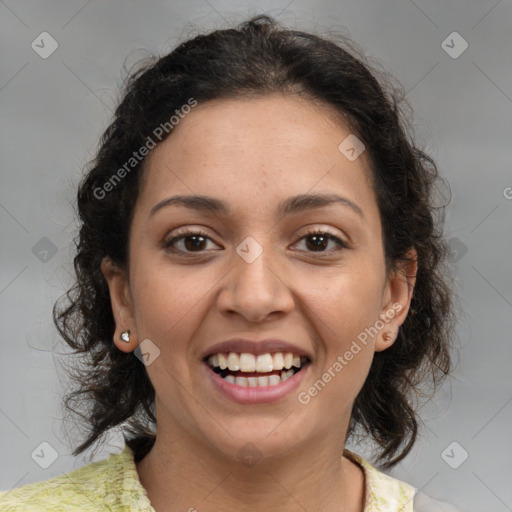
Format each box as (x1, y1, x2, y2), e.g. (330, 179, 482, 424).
(135, 424, 365, 512)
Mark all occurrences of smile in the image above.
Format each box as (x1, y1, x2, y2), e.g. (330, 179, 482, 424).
(207, 351, 308, 386)
(203, 351, 311, 404)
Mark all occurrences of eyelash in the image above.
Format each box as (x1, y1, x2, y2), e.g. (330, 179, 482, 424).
(162, 227, 349, 256)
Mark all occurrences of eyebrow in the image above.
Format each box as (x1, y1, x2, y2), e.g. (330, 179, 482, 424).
(149, 193, 364, 219)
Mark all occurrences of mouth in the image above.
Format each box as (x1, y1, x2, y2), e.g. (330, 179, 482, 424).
(204, 351, 310, 387)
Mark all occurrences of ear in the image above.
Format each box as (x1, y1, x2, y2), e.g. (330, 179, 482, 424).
(101, 256, 138, 353)
(375, 247, 418, 352)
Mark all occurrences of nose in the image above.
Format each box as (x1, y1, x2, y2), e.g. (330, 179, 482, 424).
(216, 245, 295, 323)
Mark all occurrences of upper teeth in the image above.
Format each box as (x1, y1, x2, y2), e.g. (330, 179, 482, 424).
(207, 352, 305, 373)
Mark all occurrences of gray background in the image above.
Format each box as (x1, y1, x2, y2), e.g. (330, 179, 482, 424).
(1, 1, 511, 511)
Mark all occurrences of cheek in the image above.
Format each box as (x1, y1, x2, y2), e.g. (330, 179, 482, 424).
(304, 276, 380, 410)
(130, 262, 207, 355)
(305, 265, 383, 336)
(303, 264, 383, 385)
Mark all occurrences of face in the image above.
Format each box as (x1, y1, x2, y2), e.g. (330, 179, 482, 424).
(102, 94, 416, 463)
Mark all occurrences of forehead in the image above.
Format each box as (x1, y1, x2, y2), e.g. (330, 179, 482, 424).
(138, 94, 377, 220)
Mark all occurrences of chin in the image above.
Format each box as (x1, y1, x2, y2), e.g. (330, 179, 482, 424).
(201, 419, 310, 465)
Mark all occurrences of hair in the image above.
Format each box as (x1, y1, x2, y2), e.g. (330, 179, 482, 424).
(54, 14, 455, 469)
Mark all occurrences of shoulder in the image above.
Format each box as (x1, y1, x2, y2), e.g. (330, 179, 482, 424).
(0, 447, 151, 511)
(343, 450, 463, 512)
(344, 449, 416, 511)
(413, 491, 463, 512)
(0, 454, 114, 511)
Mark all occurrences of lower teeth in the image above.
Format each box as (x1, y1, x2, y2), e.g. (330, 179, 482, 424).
(223, 368, 297, 387)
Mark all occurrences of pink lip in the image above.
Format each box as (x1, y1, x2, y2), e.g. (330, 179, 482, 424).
(201, 338, 312, 360)
(202, 361, 310, 405)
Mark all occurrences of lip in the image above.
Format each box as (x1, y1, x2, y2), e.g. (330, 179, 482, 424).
(200, 338, 312, 360)
(202, 360, 311, 405)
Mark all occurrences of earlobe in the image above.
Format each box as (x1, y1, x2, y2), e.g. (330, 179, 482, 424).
(116, 329, 135, 353)
(100, 257, 138, 353)
(375, 247, 418, 352)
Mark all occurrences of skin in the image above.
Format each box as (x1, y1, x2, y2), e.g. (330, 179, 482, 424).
(101, 94, 417, 512)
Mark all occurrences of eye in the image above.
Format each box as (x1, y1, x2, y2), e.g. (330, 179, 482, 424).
(293, 229, 349, 254)
(163, 228, 220, 254)
(162, 227, 349, 256)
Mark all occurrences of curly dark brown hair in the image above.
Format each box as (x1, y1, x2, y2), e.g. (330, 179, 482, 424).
(54, 14, 456, 469)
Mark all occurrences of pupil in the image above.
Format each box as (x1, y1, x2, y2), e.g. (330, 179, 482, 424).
(184, 234, 328, 252)
(307, 234, 327, 251)
(185, 235, 205, 251)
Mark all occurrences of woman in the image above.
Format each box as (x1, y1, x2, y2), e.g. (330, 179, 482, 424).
(0, 14, 458, 511)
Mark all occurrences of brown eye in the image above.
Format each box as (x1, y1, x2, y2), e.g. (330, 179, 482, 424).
(294, 230, 348, 253)
(163, 228, 219, 254)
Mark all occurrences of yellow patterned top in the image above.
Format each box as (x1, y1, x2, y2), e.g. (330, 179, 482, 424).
(0, 446, 416, 511)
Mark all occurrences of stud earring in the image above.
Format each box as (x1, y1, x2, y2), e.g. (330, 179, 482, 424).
(383, 331, 394, 343)
(120, 329, 131, 343)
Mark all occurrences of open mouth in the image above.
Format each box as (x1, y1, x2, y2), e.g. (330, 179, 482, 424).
(204, 352, 310, 387)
